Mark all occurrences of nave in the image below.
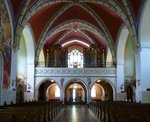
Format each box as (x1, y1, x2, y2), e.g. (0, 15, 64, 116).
(53, 105, 99, 122)
(1, 100, 150, 122)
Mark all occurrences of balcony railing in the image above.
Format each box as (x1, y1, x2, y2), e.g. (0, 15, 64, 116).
(37, 62, 115, 68)
(35, 67, 116, 77)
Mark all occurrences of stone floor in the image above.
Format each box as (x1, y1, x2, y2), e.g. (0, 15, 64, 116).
(53, 105, 99, 122)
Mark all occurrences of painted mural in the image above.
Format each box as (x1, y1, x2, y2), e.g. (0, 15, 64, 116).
(0, 2, 12, 90)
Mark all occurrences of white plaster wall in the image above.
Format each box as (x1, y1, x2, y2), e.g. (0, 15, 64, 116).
(17, 36, 27, 77)
(140, 48, 150, 90)
(22, 25, 35, 101)
(139, 0, 150, 47)
(141, 91, 150, 103)
(124, 34, 135, 78)
(139, 0, 150, 89)
(116, 92, 127, 101)
(138, 0, 150, 103)
(2, 91, 16, 105)
(24, 92, 34, 102)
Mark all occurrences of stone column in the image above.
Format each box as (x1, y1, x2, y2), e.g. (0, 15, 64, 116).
(87, 77, 92, 104)
(60, 78, 64, 103)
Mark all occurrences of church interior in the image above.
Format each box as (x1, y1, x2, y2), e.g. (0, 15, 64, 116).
(0, 0, 150, 121)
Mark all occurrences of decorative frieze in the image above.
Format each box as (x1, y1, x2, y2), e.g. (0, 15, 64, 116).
(35, 68, 116, 77)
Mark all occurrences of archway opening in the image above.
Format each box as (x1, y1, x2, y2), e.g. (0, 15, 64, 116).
(64, 81, 87, 105)
(46, 83, 60, 100)
(91, 83, 105, 101)
(92, 80, 113, 101)
(38, 80, 60, 101)
(16, 25, 35, 101)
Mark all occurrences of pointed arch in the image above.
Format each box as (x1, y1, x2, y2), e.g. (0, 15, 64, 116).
(22, 24, 35, 92)
(116, 24, 129, 92)
(36, 19, 115, 63)
(116, 24, 129, 65)
(16, 24, 35, 101)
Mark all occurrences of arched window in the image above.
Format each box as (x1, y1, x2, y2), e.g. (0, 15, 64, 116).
(91, 86, 96, 97)
(68, 49, 83, 68)
(55, 86, 60, 97)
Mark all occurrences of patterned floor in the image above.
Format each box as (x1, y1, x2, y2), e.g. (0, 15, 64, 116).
(53, 105, 99, 122)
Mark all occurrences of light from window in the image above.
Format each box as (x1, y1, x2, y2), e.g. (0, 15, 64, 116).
(73, 88, 76, 102)
(68, 49, 83, 68)
(91, 86, 96, 97)
(55, 86, 60, 97)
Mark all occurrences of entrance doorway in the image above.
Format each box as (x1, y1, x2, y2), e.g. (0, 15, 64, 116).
(65, 82, 87, 104)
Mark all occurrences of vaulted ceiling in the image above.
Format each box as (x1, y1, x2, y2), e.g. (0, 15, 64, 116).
(9, 0, 144, 53)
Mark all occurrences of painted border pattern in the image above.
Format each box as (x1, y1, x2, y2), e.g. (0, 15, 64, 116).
(35, 68, 116, 77)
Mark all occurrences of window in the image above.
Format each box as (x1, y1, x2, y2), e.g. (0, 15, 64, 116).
(91, 86, 96, 97)
(68, 49, 83, 68)
(55, 86, 60, 97)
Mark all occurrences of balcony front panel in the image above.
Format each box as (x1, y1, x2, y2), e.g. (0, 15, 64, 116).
(35, 68, 116, 77)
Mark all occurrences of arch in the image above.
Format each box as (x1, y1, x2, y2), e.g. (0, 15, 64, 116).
(0, 51, 4, 105)
(37, 79, 60, 101)
(4, 0, 15, 48)
(91, 78, 116, 100)
(91, 83, 105, 101)
(116, 24, 129, 64)
(38, 2, 114, 50)
(63, 78, 88, 104)
(16, 24, 35, 101)
(36, 78, 60, 92)
(63, 78, 88, 91)
(22, 24, 35, 92)
(36, 19, 115, 63)
(22, 24, 35, 65)
(56, 30, 94, 45)
(61, 39, 90, 48)
(46, 83, 60, 100)
(13, 0, 138, 65)
(139, 0, 150, 47)
(116, 24, 129, 92)
(35, 78, 60, 100)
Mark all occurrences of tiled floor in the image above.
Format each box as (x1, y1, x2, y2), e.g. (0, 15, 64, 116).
(53, 105, 99, 122)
